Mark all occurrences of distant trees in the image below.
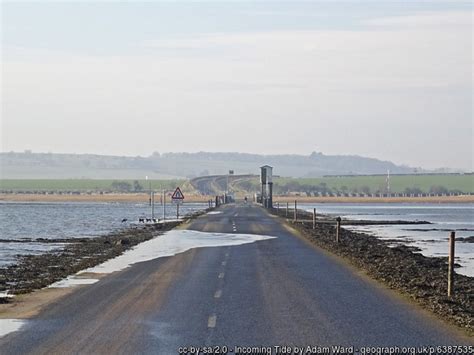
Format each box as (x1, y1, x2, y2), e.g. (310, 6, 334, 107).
(270, 183, 462, 196)
(285, 181, 302, 192)
(189, 176, 468, 197)
(111, 181, 132, 192)
(133, 180, 143, 192)
(404, 187, 423, 195)
(360, 185, 371, 195)
(318, 182, 329, 194)
(270, 182, 452, 196)
(429, 185, 448, 194)
(272, 181, 335, 195)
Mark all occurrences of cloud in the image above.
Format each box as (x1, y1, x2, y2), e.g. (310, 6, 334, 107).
(2, 9, 472, 169)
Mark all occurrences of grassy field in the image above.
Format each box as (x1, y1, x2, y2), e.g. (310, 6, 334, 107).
(235, 174, 474, 194)
(1, 174, 473, 195)
(280, 175, 473, 193)
(0, 179, 187, 192)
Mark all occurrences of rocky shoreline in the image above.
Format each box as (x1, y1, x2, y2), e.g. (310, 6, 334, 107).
(271, 208, 474, 334)
(0, 210, 209, 301)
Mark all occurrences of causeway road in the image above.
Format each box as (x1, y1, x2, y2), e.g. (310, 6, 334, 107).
(0, 203, 471, 354)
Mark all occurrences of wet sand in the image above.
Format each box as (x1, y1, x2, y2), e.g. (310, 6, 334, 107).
(0, 287, 78, 319)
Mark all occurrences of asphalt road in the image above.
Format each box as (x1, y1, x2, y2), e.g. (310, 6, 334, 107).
(0, 203, 471, 354)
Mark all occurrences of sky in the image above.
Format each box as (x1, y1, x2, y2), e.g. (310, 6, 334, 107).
(1, 1, 473, 170)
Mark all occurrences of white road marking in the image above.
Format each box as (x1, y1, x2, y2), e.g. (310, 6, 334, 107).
(218, 272, 225, 279)
(208, 315, 217, 328)
(221, 260, 227, 266)
(214, 290, 222, 298)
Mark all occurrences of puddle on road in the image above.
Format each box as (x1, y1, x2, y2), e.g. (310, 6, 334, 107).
(2, 232, 276, 338)
(49, 276, 99, 288)
(0, 319, 27, 338)
(49, 230, 276, 288)
(86, 229, 276, 274)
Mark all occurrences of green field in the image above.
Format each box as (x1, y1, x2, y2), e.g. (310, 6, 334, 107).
(1, 174, 473, 195)
(235, 174, 474, 194)
(0, 179, 186, 193)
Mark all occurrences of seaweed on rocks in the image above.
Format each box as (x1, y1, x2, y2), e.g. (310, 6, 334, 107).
(0, 223, 173, 296)
(0, 208, 211, 300)
(0, 209, 211, 303)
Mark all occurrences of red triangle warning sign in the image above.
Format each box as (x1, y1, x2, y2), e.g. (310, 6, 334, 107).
(171, 187, 185, 200)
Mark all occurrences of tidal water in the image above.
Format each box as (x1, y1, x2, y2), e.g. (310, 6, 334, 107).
(0, 201, 207, 266)
(1, 201, 473, 277)
(301, 203, 474, 277)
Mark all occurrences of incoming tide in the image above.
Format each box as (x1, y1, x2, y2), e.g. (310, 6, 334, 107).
(301, 202, 474, 277)
(0, 201, 207, 266)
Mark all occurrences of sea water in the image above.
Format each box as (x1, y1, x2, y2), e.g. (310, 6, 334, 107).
(301, 203, 474, 277)
(0, 201, 207, 266)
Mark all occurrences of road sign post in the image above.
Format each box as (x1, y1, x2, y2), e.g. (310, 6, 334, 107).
(171, 187, 185, 219)
(171, 187, 184, 201)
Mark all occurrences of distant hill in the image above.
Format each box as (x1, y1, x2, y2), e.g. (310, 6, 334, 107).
(0, 151, 418, 179)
